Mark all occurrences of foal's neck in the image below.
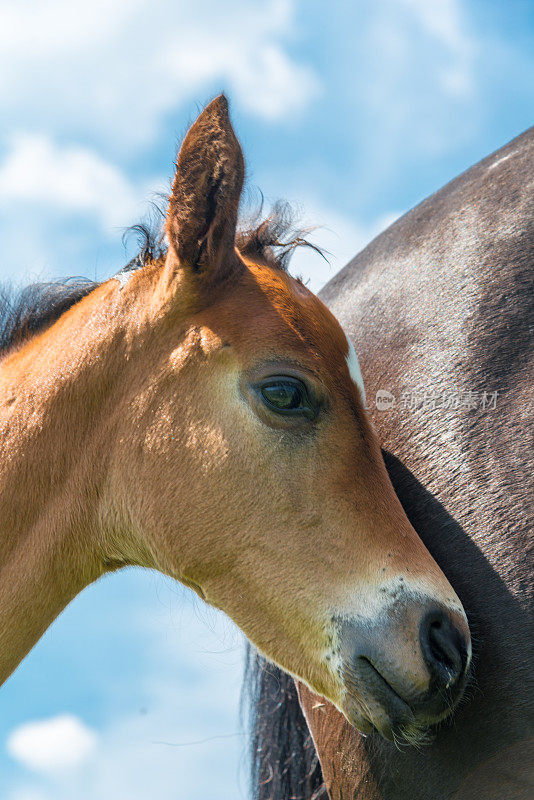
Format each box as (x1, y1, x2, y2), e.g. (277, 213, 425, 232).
(0, 279, 146, 684)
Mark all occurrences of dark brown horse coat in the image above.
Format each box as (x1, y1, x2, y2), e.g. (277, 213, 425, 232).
(248, 128, 533, 799)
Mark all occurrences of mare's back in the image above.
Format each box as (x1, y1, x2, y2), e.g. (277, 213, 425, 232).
(320, 129, 534, 799)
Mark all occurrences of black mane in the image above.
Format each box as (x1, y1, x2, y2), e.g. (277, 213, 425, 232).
(243, 646, 327, 800)
(0, 279, 98, 358)
(0, 203, 321, 360)
(236, 201, 324, 271)
(126, 199, 323, 272)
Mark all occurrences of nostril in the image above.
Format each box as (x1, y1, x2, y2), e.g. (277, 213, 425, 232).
(428, 619, 462, 675)
(420, 610, 467, 690)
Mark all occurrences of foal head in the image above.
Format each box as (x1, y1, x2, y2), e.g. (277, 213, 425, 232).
(107, 96, 470, 743)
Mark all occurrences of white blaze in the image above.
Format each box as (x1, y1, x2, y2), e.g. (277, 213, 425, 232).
(345, 335, 366, 405)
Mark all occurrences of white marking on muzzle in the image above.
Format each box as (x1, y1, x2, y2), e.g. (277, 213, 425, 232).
(345, 334, 366, 405)
(335, 576, 468, 629)
(324, 576, 471, 703)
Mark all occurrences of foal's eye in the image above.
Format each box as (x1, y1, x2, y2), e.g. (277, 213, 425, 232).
(262, 381, 302, 409)
(259, 377, 314, 418)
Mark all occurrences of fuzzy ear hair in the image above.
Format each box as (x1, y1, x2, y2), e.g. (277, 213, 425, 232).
(166, 95, 245, 285)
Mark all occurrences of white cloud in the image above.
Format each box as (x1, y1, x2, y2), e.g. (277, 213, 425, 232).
(4, 789, 48, 800)
(400, 0, 475, 98)
(0, 134, 145, 231)
(402, 0, 470, 51)
(350, 0, 479, 172)
(6, 715, 98, 775)
(0, 0, 319, 148)
(227, 43, 319, 120)
(4, 582, 246, 800)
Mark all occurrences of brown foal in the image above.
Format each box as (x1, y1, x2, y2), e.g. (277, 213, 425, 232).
(0, 96, 470, 743)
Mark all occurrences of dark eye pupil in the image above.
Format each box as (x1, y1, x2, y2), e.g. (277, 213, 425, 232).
(261, 383, 302, 409)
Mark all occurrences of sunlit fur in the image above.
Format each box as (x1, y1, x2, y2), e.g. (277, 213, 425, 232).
(0, 97, 469, 736)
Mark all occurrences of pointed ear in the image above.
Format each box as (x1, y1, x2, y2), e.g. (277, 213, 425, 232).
(166, 95, 245, 286)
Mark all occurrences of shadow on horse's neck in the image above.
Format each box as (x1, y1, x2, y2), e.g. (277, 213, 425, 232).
(356, 451, 532, 799)
(382, 450, 528, 641)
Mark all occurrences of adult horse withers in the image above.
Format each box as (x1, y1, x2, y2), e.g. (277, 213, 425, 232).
(248, 128, 534, 799)
(0, 97, 470, 748)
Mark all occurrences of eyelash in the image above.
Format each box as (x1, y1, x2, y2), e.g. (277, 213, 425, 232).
(257, 376, 317, 420)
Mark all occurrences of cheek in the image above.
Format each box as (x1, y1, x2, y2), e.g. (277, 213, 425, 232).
(141, 398, 179, 453)
(183, 420, 229, 472)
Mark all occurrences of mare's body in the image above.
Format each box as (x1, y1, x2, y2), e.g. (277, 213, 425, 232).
(249, 128, 534, 799)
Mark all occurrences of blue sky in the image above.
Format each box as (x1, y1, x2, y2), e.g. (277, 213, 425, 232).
(0, 1, 532, 798)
